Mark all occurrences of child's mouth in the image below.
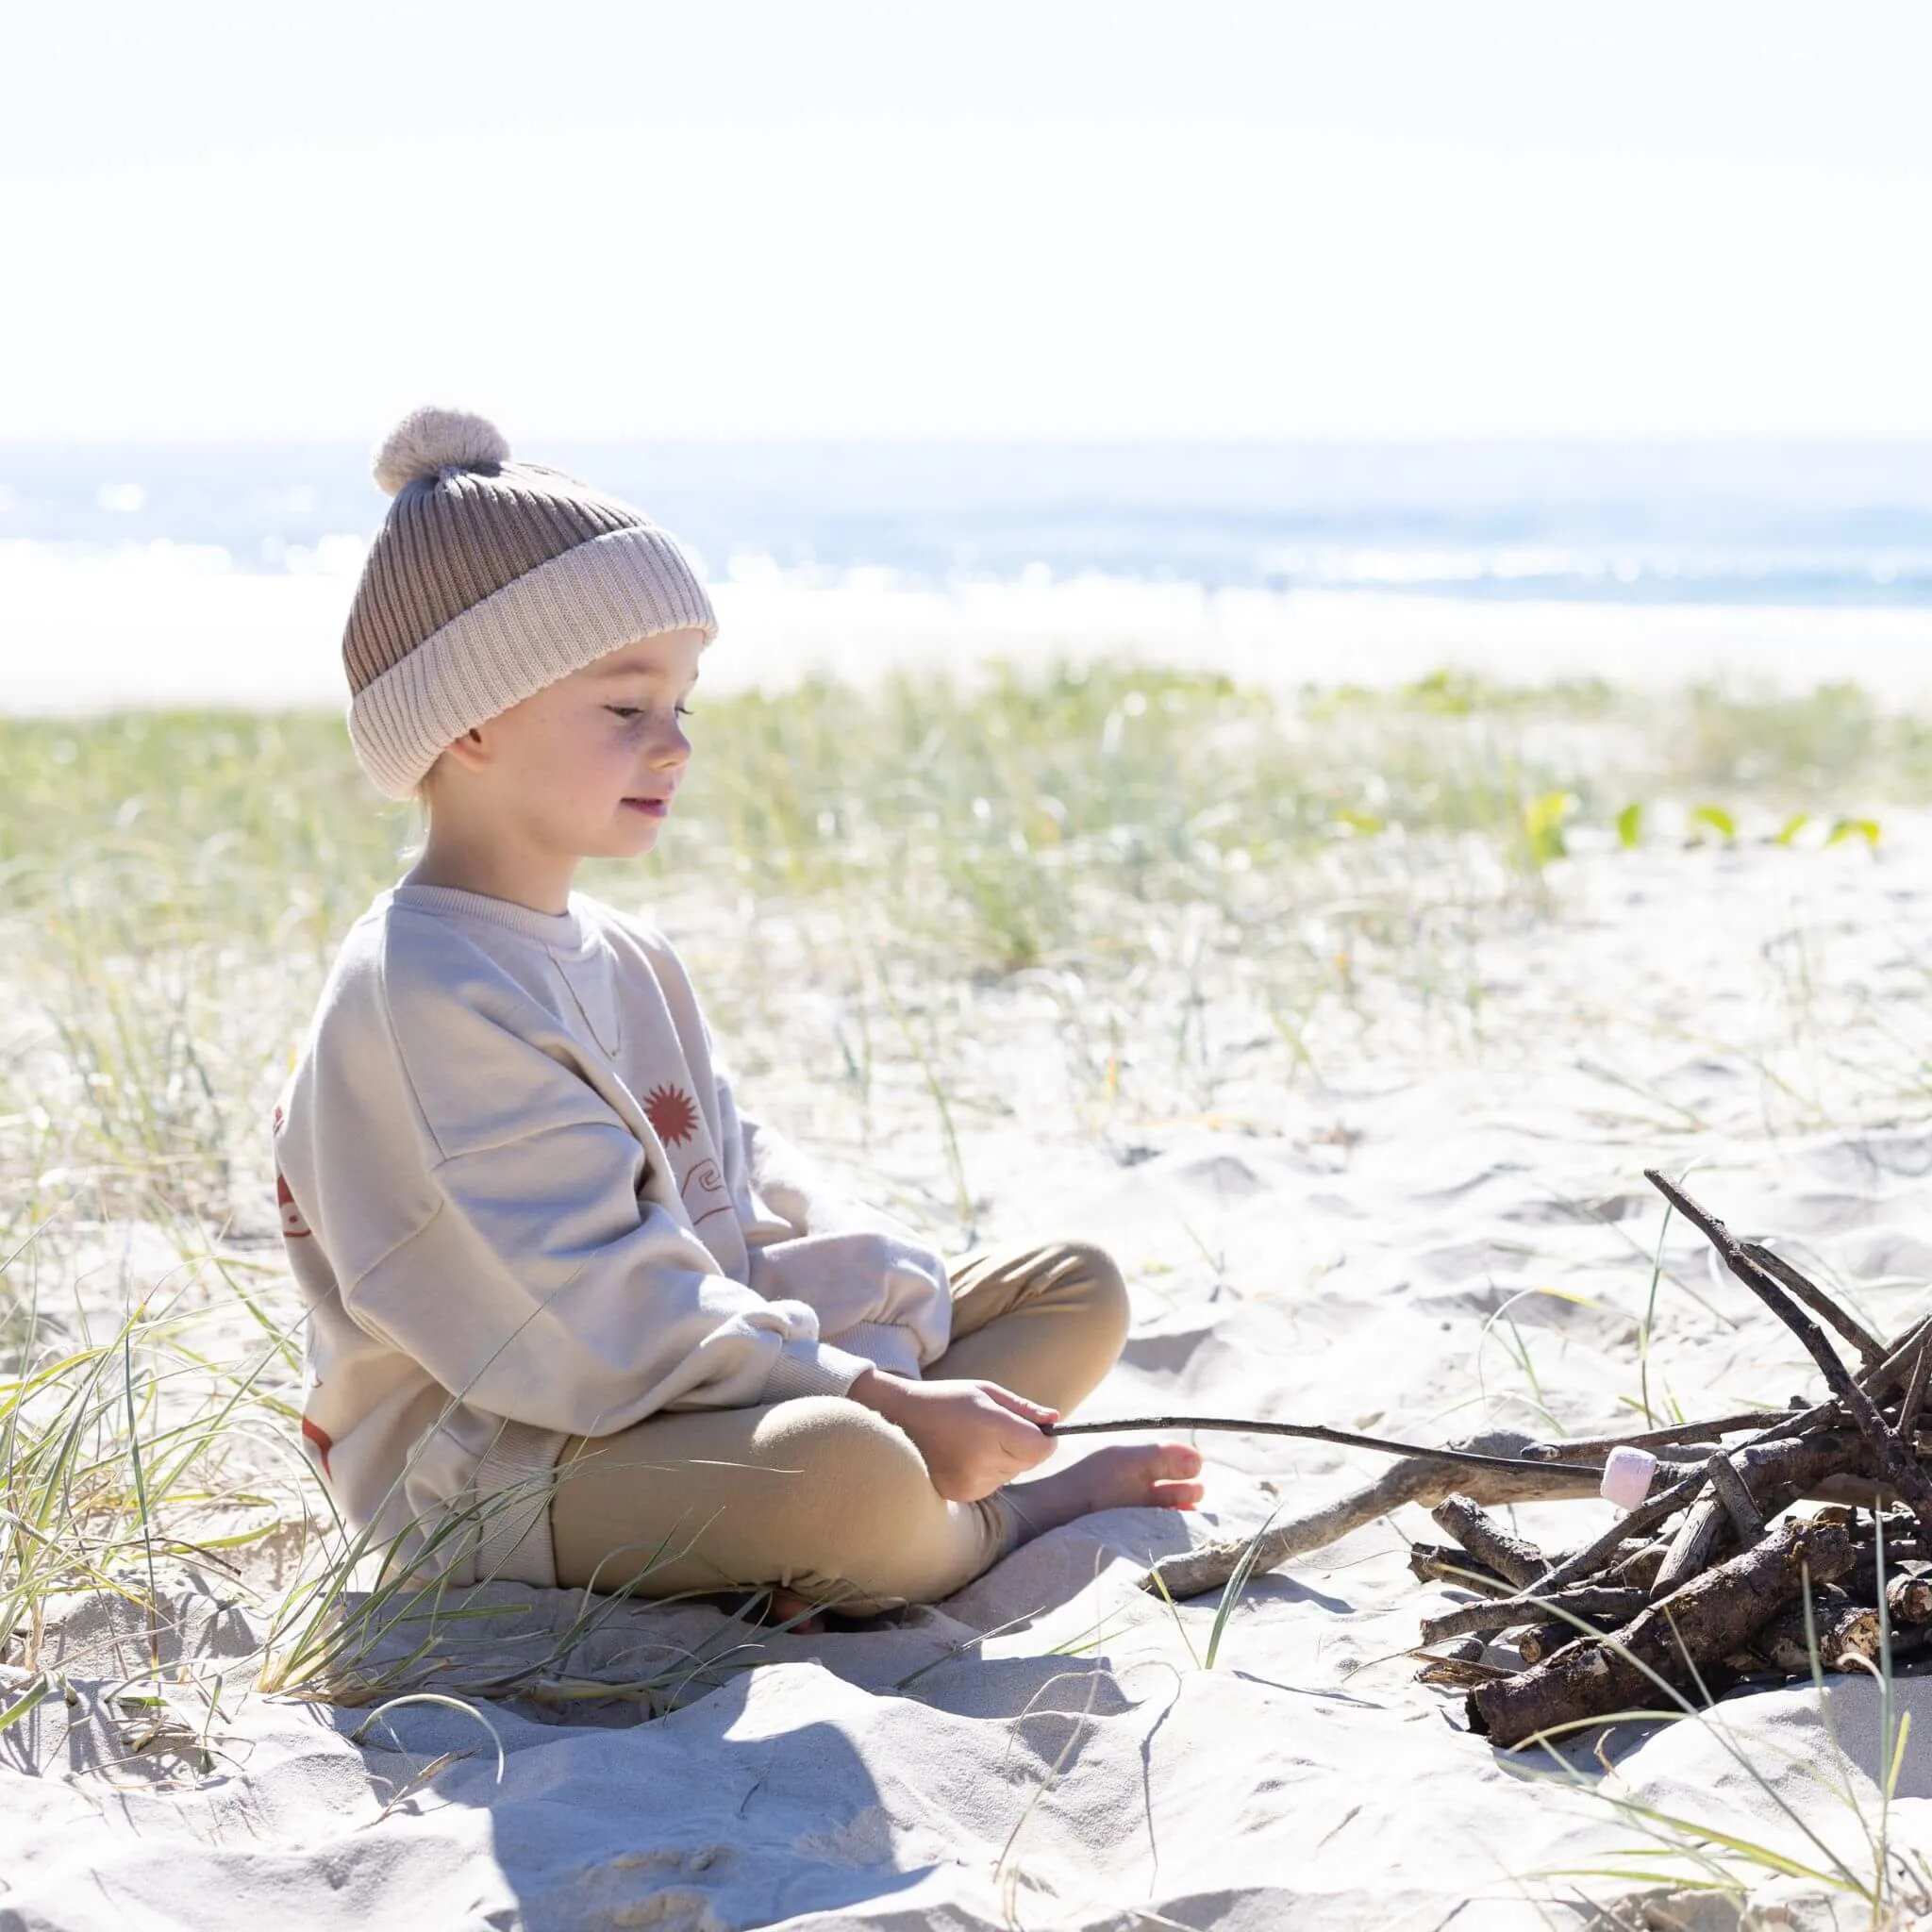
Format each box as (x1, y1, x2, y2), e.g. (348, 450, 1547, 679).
(623, 797, 670, 820)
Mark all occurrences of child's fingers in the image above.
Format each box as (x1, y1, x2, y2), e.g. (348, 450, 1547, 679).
(983, 1384, 1059, 1428)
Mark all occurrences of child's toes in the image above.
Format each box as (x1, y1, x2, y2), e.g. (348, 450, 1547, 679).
(1150, 1478, 1206, 1510)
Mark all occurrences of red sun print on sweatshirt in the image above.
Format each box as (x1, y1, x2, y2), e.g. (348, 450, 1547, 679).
(644, 1085, 699, 1147)
(276, 1171, 311, 1239)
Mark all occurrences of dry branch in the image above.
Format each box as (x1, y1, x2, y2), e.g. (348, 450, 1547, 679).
(1740, 1241, 1885, 1369)
(1421, 1586, 1651, 1646)
(1141, 1434, 1603, 1601)
(1048, 1414, 1597, 1477)
(1749, 1599, 1880, 1674)
(1122, 1169, 1932, 1737)
(1406, 1542, 1515, 1597)
(1468, 1519, 1857, 1749)
(1888, 1574, 1932, 1625)
(1649, 1431, 1860, 1596)
(1644, 1171, 1932, 1528)
(1431, 1495, 1548, 1590)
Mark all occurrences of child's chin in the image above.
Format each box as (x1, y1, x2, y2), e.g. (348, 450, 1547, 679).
(606, 821, 662, 855)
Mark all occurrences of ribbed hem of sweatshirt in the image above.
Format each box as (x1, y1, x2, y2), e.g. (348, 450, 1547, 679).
(391, 881, 587, 949)
(834, 1321, 924, 1379)
(349, 525, 718, 800)
(758, 1337, 874, 1405)
(468, 1419, 570, 1587)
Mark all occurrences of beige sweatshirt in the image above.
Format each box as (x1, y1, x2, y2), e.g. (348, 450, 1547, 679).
(273, 883, 952, 1588)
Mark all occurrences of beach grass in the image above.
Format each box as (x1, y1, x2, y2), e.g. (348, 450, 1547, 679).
(0, 664, 1916, 1710)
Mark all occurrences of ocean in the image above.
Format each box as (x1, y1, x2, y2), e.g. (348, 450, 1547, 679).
(5, 441, 1932, 710)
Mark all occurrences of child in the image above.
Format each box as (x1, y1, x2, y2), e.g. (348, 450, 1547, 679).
(275, 408, 1203, 1612)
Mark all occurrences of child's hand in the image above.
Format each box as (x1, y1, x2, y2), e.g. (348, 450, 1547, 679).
(848, 1369, 1057, 1502)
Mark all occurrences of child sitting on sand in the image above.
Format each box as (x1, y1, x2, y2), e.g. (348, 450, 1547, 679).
(273, 408, 1203, 1611)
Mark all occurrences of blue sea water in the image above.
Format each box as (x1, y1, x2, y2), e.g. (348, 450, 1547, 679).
(3, 441, 1930, 608)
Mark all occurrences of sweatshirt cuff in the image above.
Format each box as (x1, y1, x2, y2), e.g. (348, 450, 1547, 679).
(758, 1337, 874, 1405)
(832, 1320, 924, 1379)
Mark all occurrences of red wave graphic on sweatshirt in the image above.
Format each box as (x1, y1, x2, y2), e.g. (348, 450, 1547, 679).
(301, 1415, 333, 1477)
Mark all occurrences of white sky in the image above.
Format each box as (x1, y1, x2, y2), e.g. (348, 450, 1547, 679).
(4, 1, 1929, 441)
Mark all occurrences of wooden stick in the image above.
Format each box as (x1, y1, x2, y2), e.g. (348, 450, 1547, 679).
(1750, 1599, 1881, 1674)
(1517, 1623, 1576, 1667)
(1535, 1464, 1716, 1596)
(1649, 1430, 1859, 1597)
(1469, 1519, 1857, 1750)
(1774, 1313, 1932, 1441)
(1422, 1586, 1649, 1646)
(1899, 1333, 1932, 1442)
(1740, 1241, 1886, 1369)
(1704, 1450, 1766, 1545)
(1407, 1542, 1516, 1597)
(1431, 1494, 1549, 1590)
(1414, 1650, 1515, 1689)
(1643, 1171, 1932, 1527)
(1870, 1315, 1932, 1396)
(1140, 1434, 1605, 1601)
(1045, 1415, 1598, 1477)
(1502, 1412, 1794, 1463)
(1609, 1541, 1669, 1590)
(1887, 1574, 1932, 1625)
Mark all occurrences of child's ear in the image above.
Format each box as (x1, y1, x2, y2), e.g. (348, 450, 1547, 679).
(441, 725, 490, 774)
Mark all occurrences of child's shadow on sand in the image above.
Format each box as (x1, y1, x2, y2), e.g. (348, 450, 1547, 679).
(340, 1519, 1208, 1929)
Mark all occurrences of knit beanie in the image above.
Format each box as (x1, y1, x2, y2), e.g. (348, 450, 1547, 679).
(342, 407, 717, 798)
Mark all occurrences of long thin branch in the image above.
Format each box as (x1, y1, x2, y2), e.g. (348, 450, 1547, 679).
(1140, 1439, 1607, 1601)
(1045, 1415, 1598, 1476)
(1740, 1240, 1885, 1368)
(1644, 1169, 1932, 1524)
(1514, 1411, 1795, 1461)
(1900, 1332, 1932, 1441)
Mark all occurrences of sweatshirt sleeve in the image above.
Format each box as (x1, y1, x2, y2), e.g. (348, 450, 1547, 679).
(716, 1070, 955, 1376)
(315, 952, 872, 1437)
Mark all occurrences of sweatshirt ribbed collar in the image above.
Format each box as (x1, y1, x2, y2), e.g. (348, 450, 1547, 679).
(391, 881, 590, 952)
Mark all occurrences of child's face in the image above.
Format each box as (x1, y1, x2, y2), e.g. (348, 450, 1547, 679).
(437, 626, 706, 866)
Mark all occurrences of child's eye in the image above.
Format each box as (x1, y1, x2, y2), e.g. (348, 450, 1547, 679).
(606, 706, 642, 721)
(675, 704, 694, 719)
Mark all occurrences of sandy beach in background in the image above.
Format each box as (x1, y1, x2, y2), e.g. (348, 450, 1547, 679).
(8, 791, 1932, 1926)
(11, 545, 1932, 711)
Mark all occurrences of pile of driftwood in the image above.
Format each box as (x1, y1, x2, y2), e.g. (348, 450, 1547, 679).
(1114, 1170, 1932, 1752)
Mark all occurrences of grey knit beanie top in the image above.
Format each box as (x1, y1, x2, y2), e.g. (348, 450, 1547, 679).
(343, 407, 717, 798)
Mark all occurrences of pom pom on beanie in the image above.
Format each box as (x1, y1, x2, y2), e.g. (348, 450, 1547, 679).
(372, 406, 512, 496)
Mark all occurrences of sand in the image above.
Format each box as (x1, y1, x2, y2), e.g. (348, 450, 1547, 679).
(11, 541, 1932, 712)
(9, 826, 1932, 1928)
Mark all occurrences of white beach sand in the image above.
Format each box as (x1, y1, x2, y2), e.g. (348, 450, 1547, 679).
(8, 818, 1932, 1929)
(10, 541, 1932, 712)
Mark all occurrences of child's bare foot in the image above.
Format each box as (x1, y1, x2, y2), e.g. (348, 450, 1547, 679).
(714, 1586, 825, 1632)
(766, 1588, 824, 1630)
(1004, 1442, 1205, 1540)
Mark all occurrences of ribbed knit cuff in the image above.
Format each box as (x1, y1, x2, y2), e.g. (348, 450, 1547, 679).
(832, 1321, 924, 1379)
(349, 525, 717, 799)
(758, 1338, 874, 1405)
(469, 1419, 569, 1587)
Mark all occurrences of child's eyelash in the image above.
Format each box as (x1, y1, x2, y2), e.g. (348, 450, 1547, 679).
(606, 705, 695, 721)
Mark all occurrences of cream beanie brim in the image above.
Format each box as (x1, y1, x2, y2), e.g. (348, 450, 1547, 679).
(348, 524, 717, 800)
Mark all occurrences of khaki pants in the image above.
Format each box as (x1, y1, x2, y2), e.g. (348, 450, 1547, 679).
(549, 1239, 1129, 1609)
